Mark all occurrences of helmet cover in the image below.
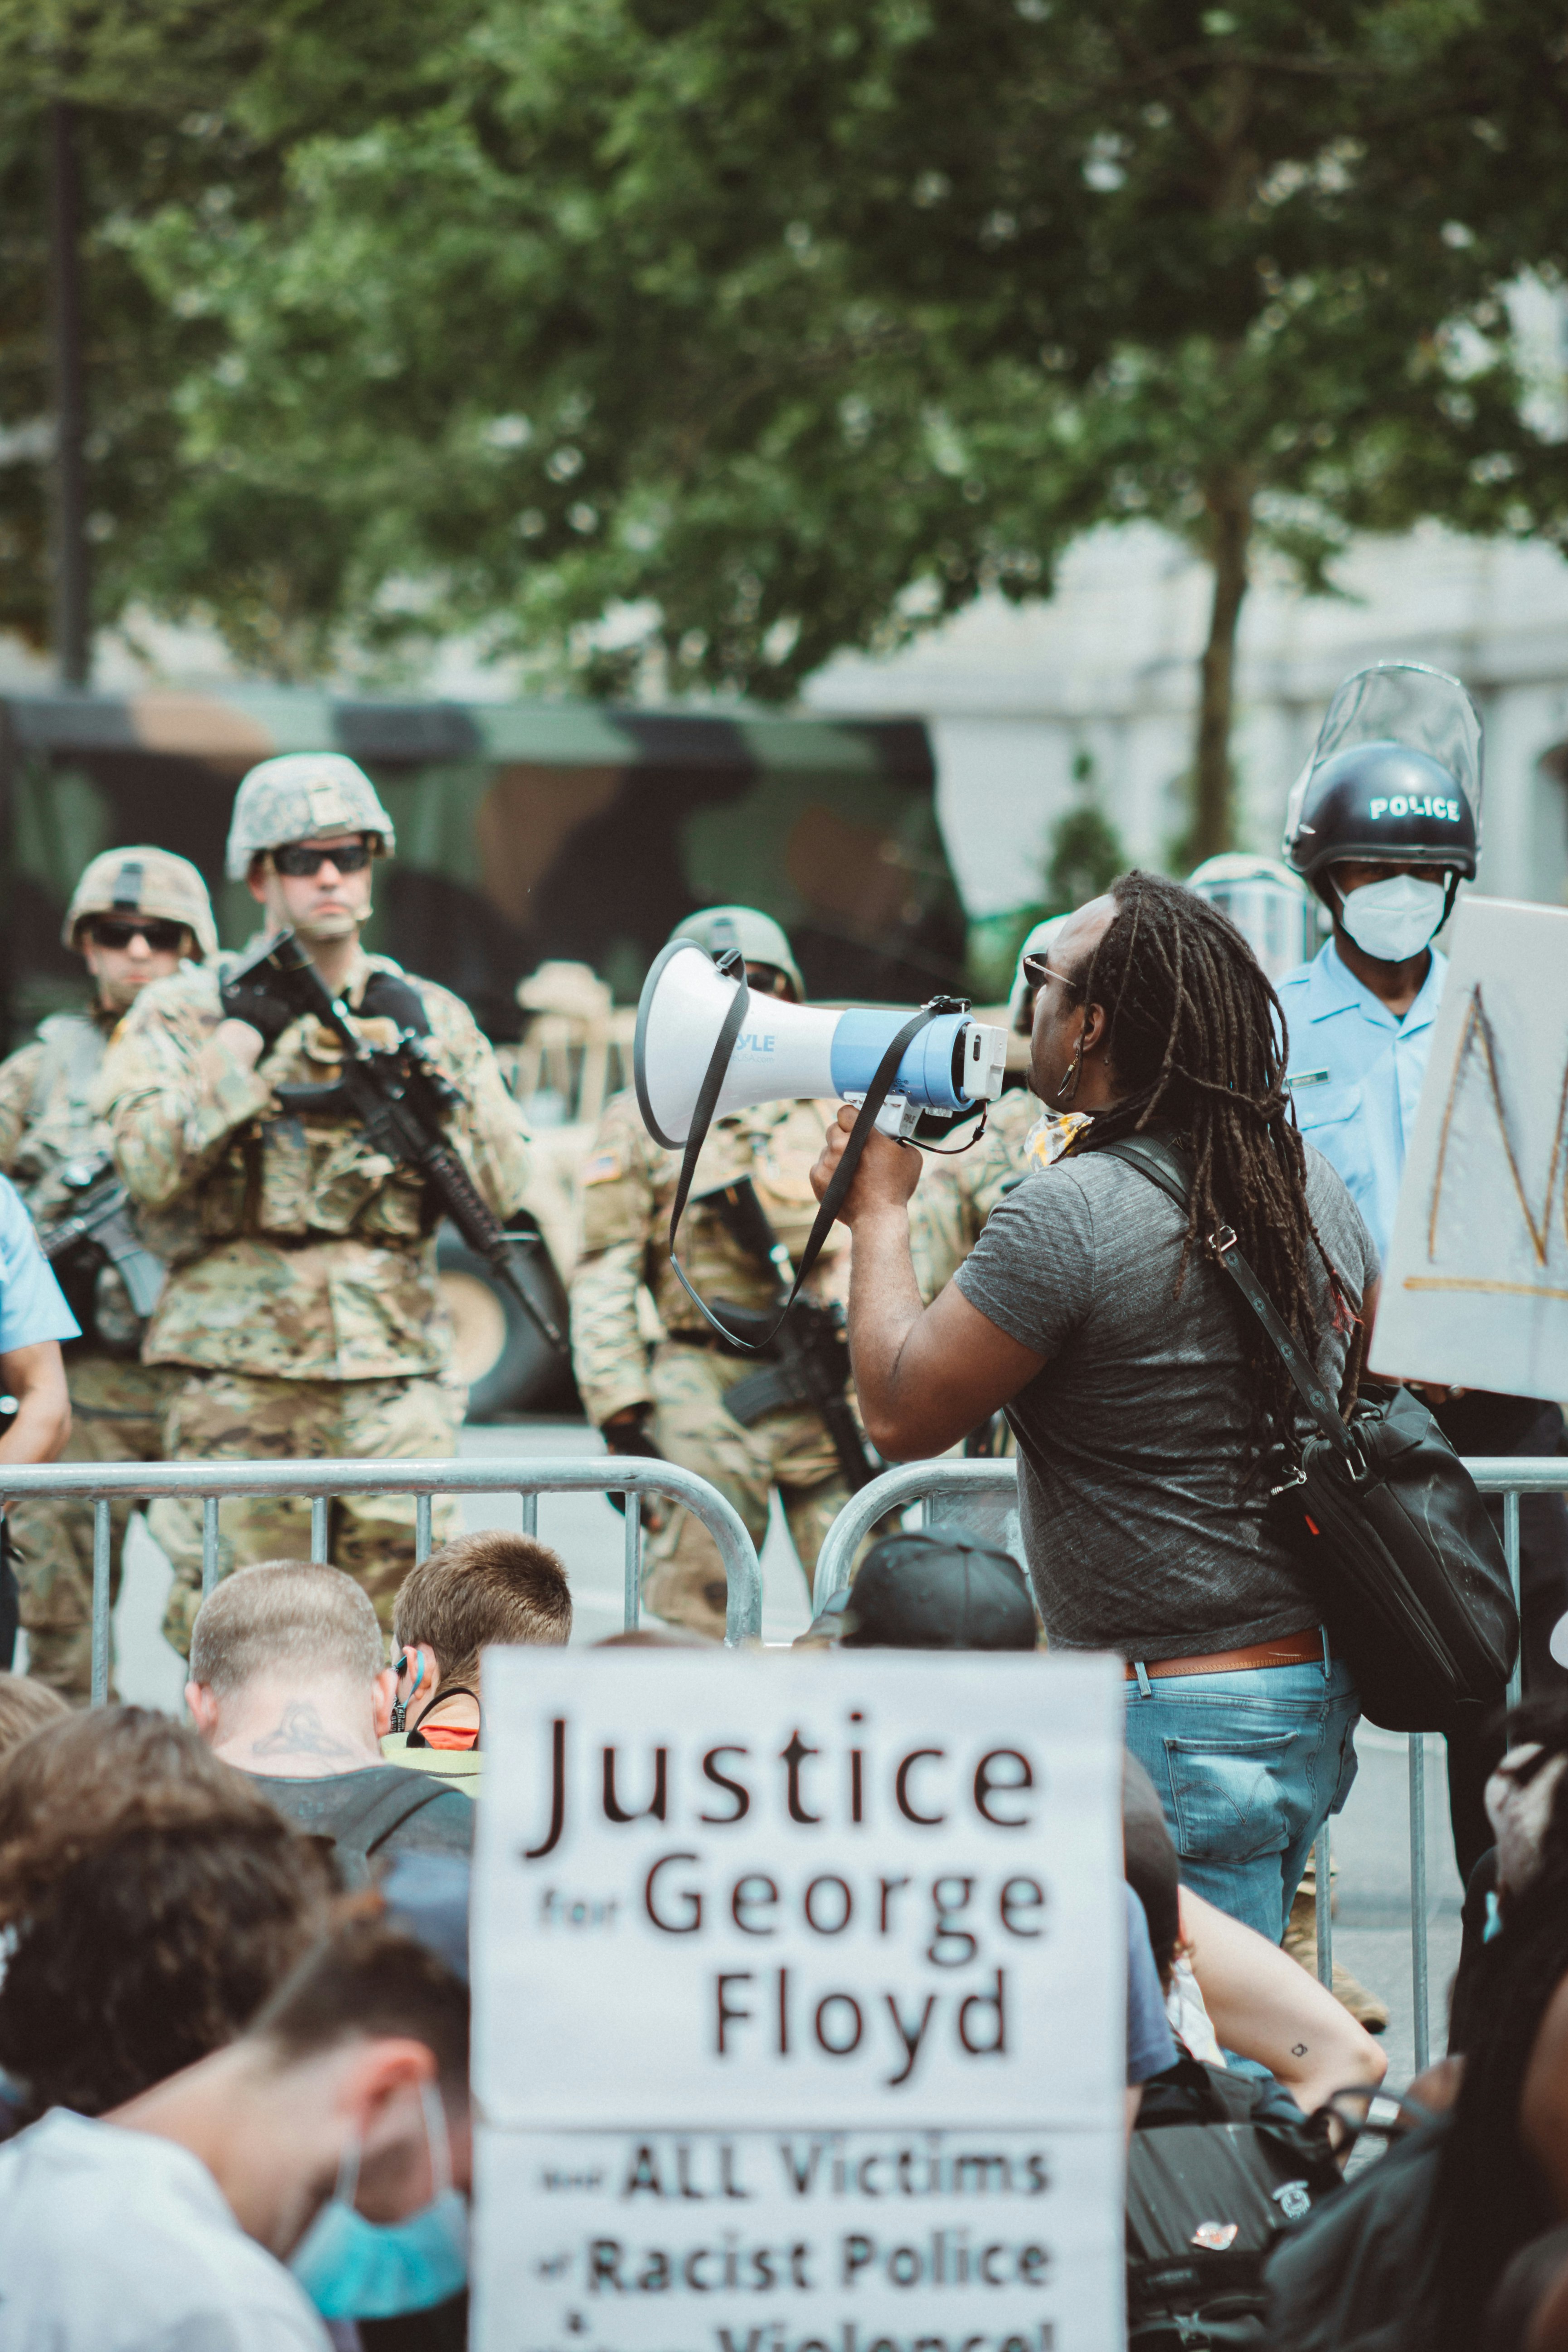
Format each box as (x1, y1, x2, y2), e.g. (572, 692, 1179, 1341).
(64, 846, 218, 959)
(670, 905, 803, 1001)
(225, 753, 396, 881)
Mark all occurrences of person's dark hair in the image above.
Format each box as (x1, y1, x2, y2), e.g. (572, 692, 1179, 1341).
(0, 1817, 336, 2119)
(1431, 1696, 1568, 2347)
(253, 1917, 470, 2099)
(1069, 869, 1352, 1453)
(393, 1531, 572, 1680)
(0, 1672, 68, 1759)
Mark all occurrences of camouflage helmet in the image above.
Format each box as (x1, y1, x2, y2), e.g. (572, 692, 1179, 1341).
(671, 905, 803, 1001)
(63, 846, 218, 960)
(225, 752, 396, 881)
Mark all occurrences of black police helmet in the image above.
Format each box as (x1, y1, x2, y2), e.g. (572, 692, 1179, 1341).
(833, 1531, 1039, 1651)
(1285, 739, 1478, 889)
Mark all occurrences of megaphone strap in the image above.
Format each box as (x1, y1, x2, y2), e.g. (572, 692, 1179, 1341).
(665, 973, 939, 1353)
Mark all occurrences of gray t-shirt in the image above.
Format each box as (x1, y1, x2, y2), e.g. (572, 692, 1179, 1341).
(952, 1141, 1379, 1657)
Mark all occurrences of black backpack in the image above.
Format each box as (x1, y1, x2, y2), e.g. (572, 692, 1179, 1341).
(1098, 1135, 1518, 1732)
(1128, 2056, 1346, 2350)
(1261, 2112, 1447, 2352)
(252, 1767, 463, 1890)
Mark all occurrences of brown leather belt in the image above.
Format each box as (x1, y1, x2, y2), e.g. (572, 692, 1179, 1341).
(1124, 1626, 1324, 1681)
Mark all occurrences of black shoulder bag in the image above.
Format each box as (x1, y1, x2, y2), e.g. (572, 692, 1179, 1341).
(1098, 1134, 1517, 1734)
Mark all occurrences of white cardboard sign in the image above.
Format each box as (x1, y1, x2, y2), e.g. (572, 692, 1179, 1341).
(471, 1649, 1125, 2352)
(1373, 894, 1568, 1398)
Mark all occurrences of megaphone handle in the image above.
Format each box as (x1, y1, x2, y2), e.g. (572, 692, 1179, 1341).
(665, 996, 940, 1353)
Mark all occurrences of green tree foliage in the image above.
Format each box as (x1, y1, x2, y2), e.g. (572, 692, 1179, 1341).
(10, 0, 1568, 855)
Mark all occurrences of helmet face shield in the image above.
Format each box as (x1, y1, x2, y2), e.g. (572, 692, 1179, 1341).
(1283, 662, 1482, 884)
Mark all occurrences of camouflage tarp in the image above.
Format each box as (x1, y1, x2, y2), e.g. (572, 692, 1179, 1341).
(0, 692, 963, 1046)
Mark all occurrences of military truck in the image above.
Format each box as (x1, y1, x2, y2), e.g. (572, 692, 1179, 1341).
(0, 690, 965, 1412)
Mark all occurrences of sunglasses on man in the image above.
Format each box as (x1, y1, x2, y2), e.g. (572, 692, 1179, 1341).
(87, 917, 188, 953)
(271, 839, 373, 877)
(1020, 954, 1082, 997)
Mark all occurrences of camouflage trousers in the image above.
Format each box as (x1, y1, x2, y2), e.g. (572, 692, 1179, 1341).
(8, 1354, 185, 1702)
(643, 1341, 853, 1641)
(151, 1366, 465, 1657)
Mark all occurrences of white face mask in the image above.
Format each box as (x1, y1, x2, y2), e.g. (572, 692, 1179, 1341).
(1336, 872, 1448, 963)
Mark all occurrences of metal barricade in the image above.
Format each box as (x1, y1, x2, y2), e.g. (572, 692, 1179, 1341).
(0, 1456, 763, 1699)
(814, 1451, 1568, 2074)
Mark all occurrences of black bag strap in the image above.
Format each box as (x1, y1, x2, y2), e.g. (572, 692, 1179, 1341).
(1096, 1134, 1353, 1457)
(665, 952, 940, 1352)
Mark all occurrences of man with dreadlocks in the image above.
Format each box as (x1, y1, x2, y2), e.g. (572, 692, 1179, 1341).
(811, 870, 1379, 1944)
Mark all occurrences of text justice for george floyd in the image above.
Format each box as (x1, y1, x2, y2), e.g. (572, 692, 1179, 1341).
(519, 1716, 1043, 2086)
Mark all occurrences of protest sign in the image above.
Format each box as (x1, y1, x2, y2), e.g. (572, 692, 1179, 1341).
(472, 1648, 1124, 2352)
(1373, 895, 1568, 1398)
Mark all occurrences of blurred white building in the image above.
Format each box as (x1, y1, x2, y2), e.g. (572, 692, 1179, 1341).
(806, 523, 1568, 923)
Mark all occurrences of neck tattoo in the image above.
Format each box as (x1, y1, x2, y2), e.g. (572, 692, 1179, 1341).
(248, 1699, 362, 1762)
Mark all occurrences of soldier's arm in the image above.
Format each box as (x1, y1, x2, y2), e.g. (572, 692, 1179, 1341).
(568, 1102, 660, 1428)
(0, 1043, 46, 1176)
(421, 989, 533, 1219)
(96, 981, 272, 1209)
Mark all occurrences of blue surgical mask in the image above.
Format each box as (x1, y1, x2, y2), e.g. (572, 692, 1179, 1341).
(291, 2080, 469, 2318)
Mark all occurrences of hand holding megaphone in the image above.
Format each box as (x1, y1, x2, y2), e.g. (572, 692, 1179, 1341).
(634, 940, 1008, 1147)
(810, 1103, 924, 1225)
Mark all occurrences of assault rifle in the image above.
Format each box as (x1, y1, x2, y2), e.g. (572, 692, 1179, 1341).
(220, 930, 568, 1359)
(43, 1155, 166, 1320)
(704, 1177, 880, 1493)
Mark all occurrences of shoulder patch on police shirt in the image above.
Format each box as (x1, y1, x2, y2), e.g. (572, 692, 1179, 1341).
(582, 1148, 626, 1185)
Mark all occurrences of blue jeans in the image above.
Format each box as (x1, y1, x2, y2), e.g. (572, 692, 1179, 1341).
(1123, 1648, 1360, 1944)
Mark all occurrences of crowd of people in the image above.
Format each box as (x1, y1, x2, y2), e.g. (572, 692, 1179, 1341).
(2, 666, 1568, 2345)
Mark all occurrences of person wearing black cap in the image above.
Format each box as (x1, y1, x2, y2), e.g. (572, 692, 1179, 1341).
(800, 1529, 1039, 1649)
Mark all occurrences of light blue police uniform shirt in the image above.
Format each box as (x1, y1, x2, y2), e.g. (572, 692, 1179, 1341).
(0, 1173, 79, 1353)
(1275, 938, 1447, 1266)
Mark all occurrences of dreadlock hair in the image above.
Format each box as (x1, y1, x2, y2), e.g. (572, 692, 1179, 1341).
(1067, 870, 1346, 1458)
(1430, 1696, 1568, 2349)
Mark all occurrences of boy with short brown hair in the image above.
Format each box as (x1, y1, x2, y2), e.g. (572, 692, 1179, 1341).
(385, 1531, 571, 1777)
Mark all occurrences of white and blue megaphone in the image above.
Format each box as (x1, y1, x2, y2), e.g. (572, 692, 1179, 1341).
(634, 939, 1009, 1149)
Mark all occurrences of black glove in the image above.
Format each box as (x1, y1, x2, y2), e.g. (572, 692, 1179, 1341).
(602, 1409, 668, 1527)
(219, 964, 300, 1045)
(359, 969, 432, 1035)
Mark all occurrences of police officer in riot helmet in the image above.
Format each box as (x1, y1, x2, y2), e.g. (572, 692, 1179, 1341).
(1279, 661, 1568, 1880)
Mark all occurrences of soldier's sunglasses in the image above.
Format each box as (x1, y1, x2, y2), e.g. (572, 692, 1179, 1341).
(272, 839, 373, 876)
(88, 917, 186, 952)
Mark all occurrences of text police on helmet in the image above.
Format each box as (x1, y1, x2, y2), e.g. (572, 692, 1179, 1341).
(1282, 662, 1481, 889)
(225, 753, 397, 882)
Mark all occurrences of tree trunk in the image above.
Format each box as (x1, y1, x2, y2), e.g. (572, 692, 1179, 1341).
(48, 99, 90, 688)
(1191, 465, 1254, 864)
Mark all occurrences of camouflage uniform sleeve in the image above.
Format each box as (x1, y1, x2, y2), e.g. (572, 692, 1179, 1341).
(0, 1043, 46, 1176)
(568, 1094, 661, 1427)
(95, 969, 273, 1210)
(419, 984, 533, 1220)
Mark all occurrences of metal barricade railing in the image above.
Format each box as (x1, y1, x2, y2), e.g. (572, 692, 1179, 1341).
(0, 1456, 764, 1696)
(814, 1452, 1567, 2074)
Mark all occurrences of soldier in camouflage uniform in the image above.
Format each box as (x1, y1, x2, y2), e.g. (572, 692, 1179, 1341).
(0, 848, 217, 1696)
(571, 908, 884, 1640)
(97, 754, 532, 1652)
